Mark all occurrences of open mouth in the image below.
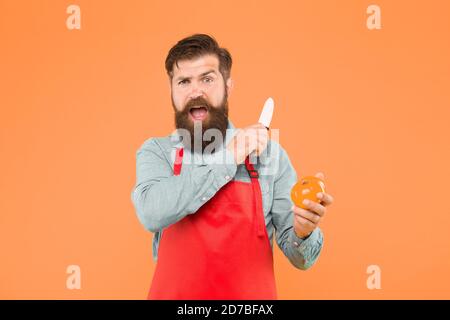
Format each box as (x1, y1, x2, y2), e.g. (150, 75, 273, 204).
(189, 105, 208, 121)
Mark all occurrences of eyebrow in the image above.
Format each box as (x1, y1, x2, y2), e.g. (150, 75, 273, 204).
(174, 70, 217, 83)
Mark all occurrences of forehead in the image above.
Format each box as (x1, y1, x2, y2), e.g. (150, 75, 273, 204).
(172, 54, 219, 77)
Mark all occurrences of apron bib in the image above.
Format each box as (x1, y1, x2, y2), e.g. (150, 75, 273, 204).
(148, 148, 277, 299)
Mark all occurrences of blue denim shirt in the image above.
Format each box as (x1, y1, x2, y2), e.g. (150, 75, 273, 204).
(131, 120, 323, 270)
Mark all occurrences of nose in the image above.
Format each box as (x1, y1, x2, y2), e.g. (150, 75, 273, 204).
(188, 83, 205, 100)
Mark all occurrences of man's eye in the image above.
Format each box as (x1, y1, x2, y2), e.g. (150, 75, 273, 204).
(203, 77, 213, 83)
(178, 79, 188, 85)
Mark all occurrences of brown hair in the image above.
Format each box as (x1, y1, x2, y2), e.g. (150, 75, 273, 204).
(165, 34, 232, 81)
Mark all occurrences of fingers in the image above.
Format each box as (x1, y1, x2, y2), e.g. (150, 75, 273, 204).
(313, 172, 334, 206)
(293, 206, 320, 224)
(252, 127, 268, 156)
(251, 123, 266, 130)
(255, 133, 268, 156)
(229, 125, 269, 163)
(300, 199, 326, 217)
(294, 214, 317, 230)
(317, 192, 334, 206)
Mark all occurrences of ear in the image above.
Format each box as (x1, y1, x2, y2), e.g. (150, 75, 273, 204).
(226, 77, 234, 96)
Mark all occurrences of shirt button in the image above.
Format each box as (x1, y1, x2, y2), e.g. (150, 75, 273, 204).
(225, 175, 230, 181)
(293, 241, 299, 247)
(202, 197, 207, 201)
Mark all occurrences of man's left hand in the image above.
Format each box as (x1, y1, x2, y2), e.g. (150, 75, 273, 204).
(292, 172, 334, 239)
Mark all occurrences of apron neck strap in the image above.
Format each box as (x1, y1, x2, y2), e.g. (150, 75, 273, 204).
(173, 147, 184, 176)
(244, 156, 259, 179)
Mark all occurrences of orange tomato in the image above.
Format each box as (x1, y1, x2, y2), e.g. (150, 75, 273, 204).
(291, 176, 326, 209)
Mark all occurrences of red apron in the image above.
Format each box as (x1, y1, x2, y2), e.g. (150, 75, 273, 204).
(148, 148, 277, 300)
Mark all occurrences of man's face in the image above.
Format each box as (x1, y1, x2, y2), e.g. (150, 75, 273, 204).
(170, 54, 232, 152)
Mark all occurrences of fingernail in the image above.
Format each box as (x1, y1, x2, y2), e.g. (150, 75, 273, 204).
(317, 193, 322, 199)
(302, 199, 309, 206)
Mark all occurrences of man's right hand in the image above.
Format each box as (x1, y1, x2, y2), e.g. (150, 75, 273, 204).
(226, 123, 269, 165)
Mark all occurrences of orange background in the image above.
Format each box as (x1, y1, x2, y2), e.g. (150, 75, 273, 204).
(1, 0, 449, 299)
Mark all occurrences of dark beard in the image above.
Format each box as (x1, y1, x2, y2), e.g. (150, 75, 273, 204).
(173, 92, 229, 154)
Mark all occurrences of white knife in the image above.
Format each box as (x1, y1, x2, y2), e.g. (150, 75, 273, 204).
(258, 97, 274, 129)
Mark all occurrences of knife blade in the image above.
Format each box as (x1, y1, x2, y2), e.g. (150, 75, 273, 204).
(258, 97, 274, 129)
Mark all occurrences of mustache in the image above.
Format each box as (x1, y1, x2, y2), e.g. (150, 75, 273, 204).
(183, 97, 211, 113)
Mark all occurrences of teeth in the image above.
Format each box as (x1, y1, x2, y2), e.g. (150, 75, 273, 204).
(190, 106, 206, 111)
